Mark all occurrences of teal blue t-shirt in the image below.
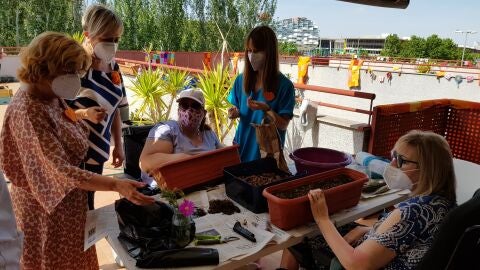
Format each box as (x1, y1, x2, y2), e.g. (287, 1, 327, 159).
(228, 73, 295, 162)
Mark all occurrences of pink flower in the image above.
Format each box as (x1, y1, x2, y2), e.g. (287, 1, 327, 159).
(179, 200, 195, 217)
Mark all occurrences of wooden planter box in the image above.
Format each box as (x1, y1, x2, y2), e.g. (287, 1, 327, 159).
(262, 167, 367, 230)
(152, 145, 241, 190)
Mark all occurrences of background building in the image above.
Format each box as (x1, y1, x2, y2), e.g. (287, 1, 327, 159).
(318, 35, 390, 56)
(276, 17, 320, 52)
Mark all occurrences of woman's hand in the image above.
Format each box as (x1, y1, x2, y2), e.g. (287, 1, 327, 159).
(113, 179, 155, 205)
(111, 146, 125, 168)
(308, 189, 329, 223)
(228, 106, 240, 119)
(247, 97, 270, 111)
(84, 106, 107, 124)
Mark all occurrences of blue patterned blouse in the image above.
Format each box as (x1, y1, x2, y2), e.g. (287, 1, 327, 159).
(358, 195, 455, 270)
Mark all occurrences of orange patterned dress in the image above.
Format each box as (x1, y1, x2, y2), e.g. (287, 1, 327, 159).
(0, 89, 98, 269)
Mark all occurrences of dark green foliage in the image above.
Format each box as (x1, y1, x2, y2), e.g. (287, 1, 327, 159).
(380, 34, 465, 61)
(0, 0, 276, 52)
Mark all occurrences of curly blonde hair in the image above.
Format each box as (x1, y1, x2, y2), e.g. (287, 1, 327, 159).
(17, 32, 91, 84)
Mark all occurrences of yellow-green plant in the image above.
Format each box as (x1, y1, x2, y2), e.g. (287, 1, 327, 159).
(68, 32, 85, 44)
(130, 69, 168, 124)
(197, 64, 236, 142)
(143, 43, 153, 70)
(417, 63, 431, 74)
(164, 69, 192, 118)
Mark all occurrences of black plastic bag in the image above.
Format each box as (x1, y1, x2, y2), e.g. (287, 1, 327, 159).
(115, 199, 219, 267)
(136, 247, 219, 268)
(115, 199, 195, 255)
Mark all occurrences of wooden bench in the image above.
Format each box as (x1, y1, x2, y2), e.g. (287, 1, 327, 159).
(118, 62, 140, 77)
(287, 83, 375, 154)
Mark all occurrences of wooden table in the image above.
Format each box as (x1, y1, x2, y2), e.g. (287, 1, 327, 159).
(104, 191, 408, 270)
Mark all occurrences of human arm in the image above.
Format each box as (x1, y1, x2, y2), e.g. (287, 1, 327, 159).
(0, 107, 153, 213)
(247, 97, 291, 130)
(308, 189, 397, 270)
(111, 109, 124, 168)
(343, 225, 371, 244)
(139, 138, 190, 174)
(77, 174, 154, 205)
(74, 106, 107, 124)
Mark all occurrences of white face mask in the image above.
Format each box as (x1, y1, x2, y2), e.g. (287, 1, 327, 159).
(94, 42, 118, 63)
(382, 165, 418, 190)
(51, 74, 81, 100)
(248, 52, 266, 71)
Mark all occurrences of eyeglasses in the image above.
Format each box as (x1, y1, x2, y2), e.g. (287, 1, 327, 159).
(391, 150, 418, 168)
(179, 101, 202, 111)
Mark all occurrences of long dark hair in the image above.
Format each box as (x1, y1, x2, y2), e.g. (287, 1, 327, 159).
(243, 25, 279, 96)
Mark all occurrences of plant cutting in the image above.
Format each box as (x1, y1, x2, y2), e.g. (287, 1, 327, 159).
(161, 188, 196, 247)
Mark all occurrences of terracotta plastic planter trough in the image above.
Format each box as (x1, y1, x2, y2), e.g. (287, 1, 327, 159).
(262, 167, 368, 230)
(152, 145, 241, 190)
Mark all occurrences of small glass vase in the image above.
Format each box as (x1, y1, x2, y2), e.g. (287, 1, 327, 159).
(171, 209, 192, 248)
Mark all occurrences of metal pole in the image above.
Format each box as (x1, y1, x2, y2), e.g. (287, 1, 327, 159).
(455, 30, 477, 67)
(461, 32, 468, 66)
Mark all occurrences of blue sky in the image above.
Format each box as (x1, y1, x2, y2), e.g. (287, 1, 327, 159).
(275, 0, 480, 46)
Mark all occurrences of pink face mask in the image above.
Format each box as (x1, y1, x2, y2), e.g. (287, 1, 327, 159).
(178, 108, 204, 131)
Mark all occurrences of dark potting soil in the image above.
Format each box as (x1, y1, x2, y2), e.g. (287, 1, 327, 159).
(239, 172, 289, 187)
(208, 199, 241, 215)
(194, 207, 207, 217)
(274, 174, 352, 199)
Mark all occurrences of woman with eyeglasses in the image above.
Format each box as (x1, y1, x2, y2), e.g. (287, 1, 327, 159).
(0, 32, 154, 270)
(279, 130, 456, 270)
(227, 25, 295, 163)
(67, 4, 128, 210)
(139, 88, 222, 187)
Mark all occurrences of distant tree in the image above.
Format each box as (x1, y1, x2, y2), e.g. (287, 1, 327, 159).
(154, 0, 186, 51)
(279, 42, 298, 55)
(381, 34, 402, 56)
(425, 35, 459, 60)
(0, 0, 277, 53)
(399, 35, 426, 58)
(358, 48, 368, 57)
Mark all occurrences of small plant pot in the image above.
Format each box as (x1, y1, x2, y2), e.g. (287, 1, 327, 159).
(224, 157, 301, 213)
(152, 145, 241, 190)
(262, 167, 367, 230)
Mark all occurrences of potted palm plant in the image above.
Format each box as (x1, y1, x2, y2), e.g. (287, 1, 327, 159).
(197, 63, 237, 143)
(163, 68, 192, 118)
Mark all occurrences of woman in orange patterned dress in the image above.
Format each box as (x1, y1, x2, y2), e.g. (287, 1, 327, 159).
(0, 32, 155, 269)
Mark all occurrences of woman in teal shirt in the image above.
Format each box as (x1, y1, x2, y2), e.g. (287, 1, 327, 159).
(228, 25, 295, 162)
